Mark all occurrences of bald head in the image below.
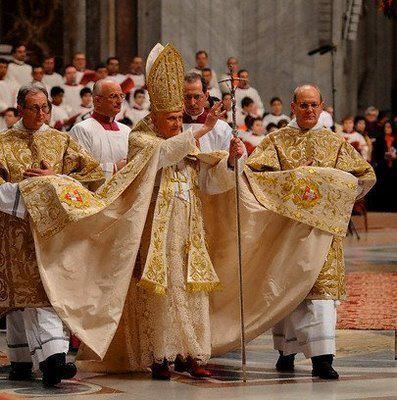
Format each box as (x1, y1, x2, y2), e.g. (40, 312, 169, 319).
(293, 85, 322, 103)
(93, 79, 124, 117)
(93, 78, 121, 96)
(291, 84, 324, 130)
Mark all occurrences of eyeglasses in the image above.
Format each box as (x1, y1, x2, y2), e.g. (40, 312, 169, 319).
(100, 93, 126, 101)
(184, 93, 204, 101)
(24, 105, 50, 114)
(297, 103, 320, 110)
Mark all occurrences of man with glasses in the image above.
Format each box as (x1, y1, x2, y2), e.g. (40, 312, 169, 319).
(0, 85, 104, 386)
(247, 84, 375, 380)
(70, 79, 130, 179)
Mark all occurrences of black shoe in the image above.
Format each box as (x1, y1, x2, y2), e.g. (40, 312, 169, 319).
(39, 353, 77, 387)
(311, 354, 339, 380)
(8, 362, 33, 381)
(151, 359, 171, 381)
(275, 351, 295, 372)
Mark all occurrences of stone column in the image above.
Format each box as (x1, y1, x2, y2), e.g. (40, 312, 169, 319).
(137, 0, 162, 59)
(63, 0, 86, 64)
(86, 0, 101, 69)
(116, 0, 138, 72)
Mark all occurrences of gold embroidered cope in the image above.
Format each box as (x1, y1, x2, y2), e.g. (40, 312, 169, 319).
(246, 126, 376, 299)
(0, 127, 104, 316)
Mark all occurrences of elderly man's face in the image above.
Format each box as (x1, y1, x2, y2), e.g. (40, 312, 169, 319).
(365, 111, 378, 123)
(20, 92, 49, 131)
(152, 111, 183, 138)
(14, 46, 27, 62)
(184, 79, 208, 116)
(291, 87, 323, 130)
(93, 81, 124, 117)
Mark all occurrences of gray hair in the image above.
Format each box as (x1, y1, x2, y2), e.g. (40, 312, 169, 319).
(184, 72, 207, 93)
(293, 84, 323, 103)
(92, 78, 120, 96)
(17, 85, 48, 108)
(184, 72, 202, 85)
(365, 106, 379, 116)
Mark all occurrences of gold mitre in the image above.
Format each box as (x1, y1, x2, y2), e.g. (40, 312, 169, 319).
(146, 43, 185, 113)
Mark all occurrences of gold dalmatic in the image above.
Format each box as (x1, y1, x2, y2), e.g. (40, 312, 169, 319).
(146, 43, 185, 113)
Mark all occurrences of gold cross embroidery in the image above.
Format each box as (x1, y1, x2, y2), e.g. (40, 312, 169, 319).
(170, 169, 188, 194)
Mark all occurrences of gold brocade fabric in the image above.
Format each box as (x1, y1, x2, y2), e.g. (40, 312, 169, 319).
(138, 158, 221, 295)
(247, 126, 376, 299)
(16, 129, 362, 366)
(0, 127, 104, 317)
(128, 117, 222, 294)
(146, 44, 185, 113)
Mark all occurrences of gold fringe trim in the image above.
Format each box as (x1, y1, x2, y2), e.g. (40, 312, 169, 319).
(186, 281, 223, 293)
(137, 279, 167, 296)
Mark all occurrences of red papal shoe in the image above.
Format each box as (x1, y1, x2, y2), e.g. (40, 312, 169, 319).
(151, 359, 171, 381)
(174, 355, 211, 378)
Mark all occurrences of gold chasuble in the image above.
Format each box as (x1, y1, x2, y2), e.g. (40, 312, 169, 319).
(246, 126, 376, 300)
(0, 125, 104, 317)
(9, 122, 372, 369)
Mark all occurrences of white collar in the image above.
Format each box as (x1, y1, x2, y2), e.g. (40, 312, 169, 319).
(288, 118, 324, 132)
(14, 119, 49, 133)
(186, 109, 205, 121)
(12, 58, 25, 66)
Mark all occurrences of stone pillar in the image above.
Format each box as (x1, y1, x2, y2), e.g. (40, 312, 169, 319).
(86, 0, 101, 69)
(138, 0, 162, 59)
(116, 0, 138, 72)
(63, 0, 86, 64)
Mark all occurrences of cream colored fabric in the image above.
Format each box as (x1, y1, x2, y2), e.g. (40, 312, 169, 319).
(202, 180, 334, 356)
(146, 43, 164, 77)
(138, 199, 211, 365)
(19, 127, 359, 368)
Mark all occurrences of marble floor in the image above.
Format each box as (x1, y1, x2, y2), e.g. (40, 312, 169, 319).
(0, 212, 396, 400)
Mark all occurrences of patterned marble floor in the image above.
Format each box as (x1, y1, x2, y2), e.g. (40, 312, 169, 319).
(0, 212, 396, 399)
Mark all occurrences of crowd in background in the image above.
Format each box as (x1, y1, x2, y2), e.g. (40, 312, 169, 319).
(0, 44, 396, 211)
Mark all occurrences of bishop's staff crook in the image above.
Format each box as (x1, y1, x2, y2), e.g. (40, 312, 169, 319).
(218, 69, 248, 383)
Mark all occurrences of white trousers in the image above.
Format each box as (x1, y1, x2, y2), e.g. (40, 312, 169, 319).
(272, 300, 337, 358)
(6, 307, 70, 369)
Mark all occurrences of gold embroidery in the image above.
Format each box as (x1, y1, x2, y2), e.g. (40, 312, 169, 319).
(139, 154, 221, 295)
(61, 186, 91, 208)
(0, 127, 104, 316)
(246, 126, 376, 300)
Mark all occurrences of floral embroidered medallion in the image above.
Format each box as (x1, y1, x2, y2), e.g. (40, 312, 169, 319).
(61, 186, 91, 208)
(291, 178, 321, 209)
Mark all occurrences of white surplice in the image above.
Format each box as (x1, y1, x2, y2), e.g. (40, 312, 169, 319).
(69, 117, 130, 179)
(7, 60, 32, 88)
